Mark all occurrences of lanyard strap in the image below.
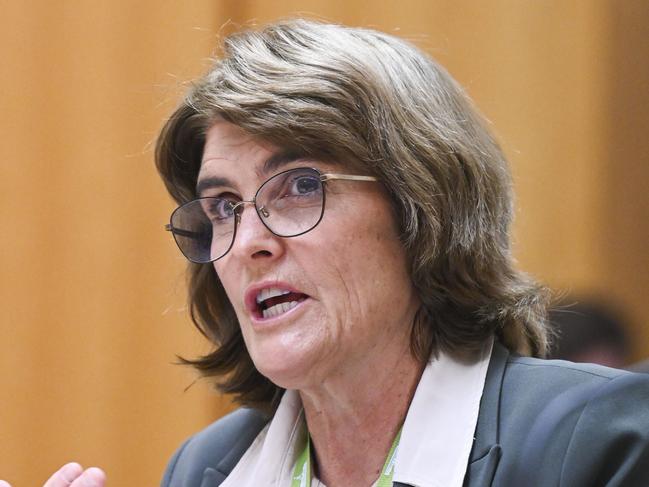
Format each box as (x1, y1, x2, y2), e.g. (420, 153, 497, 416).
(291, 427, 402, 487)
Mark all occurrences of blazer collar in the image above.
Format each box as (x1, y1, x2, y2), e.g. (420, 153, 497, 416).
(462, 340, 509, 487)
(396, 340, 509, 487)
(472, 340, 508, 456)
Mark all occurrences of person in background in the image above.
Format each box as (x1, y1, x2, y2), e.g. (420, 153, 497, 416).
(549, 298, 631, 368)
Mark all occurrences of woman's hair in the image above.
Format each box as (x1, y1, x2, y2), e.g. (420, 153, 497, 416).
(156, 19, 550, 409)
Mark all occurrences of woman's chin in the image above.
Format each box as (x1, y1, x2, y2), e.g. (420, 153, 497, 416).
(252, 351, 317, 390)
(244, 327, 325, 389)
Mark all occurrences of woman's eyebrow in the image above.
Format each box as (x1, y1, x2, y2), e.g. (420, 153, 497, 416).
(196, 176, 230, 196)
(262, 149, 309, 175)
(196, 150, 310, 196)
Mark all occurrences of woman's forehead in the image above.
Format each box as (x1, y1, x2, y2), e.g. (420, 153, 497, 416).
(199, 122, 349, 180)
(201, 122, 273, 166)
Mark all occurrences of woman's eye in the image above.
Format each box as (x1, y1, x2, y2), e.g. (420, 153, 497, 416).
(290, 176, 321, 195)
(206, 198, 235, 221)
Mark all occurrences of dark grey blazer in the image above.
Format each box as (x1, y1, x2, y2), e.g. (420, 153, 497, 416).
(161, 342, 649, 486)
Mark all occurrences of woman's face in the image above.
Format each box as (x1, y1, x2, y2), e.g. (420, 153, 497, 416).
(200, 121, 420, 389)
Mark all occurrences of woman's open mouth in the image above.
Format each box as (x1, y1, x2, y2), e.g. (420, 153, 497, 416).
(247, 285, 309, 321)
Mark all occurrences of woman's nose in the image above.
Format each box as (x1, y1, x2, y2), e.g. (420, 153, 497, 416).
(229, 202, 284, 261)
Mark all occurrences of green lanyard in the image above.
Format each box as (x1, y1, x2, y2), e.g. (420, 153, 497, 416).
(291, 427, 402, 487)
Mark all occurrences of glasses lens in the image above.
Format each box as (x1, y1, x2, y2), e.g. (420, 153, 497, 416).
(170, 198, 235, 263)
(257, 168, 325, 237)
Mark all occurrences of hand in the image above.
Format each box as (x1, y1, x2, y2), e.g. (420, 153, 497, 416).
(0, 462, 106, 487)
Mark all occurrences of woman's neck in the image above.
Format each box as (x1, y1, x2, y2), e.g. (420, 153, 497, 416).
(298, 342, 424, 487)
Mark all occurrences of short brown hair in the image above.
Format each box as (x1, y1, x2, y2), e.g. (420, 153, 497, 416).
(156, 19, 550, 409)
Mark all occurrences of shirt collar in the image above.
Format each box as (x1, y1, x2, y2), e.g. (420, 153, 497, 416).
(221, 336, 493, 487)
(220, 390, 305, 487)
(393, 336, 493, 487)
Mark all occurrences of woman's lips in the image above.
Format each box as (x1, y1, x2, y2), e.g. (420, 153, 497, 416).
(259, 291, 308, 319)
(253, 296, 310, 324)
(244, 281, 311, 322)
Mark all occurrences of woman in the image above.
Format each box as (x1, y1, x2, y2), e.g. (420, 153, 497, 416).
(9, 19, 649, 487)
(155, 20, 649, 487)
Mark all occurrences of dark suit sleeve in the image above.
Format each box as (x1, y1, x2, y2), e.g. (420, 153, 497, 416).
(159, 408, 269, 487)
(559, 373, 649, 487)
(161, 436, 193, 487)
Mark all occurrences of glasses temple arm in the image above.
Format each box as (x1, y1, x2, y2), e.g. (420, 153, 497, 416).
(165, 224, 203, 239)
(321, 173, 378, 182)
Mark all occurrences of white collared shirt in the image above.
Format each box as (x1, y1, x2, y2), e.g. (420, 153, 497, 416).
(221, 337, 493, 487)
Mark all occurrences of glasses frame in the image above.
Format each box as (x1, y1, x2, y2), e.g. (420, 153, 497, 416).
(165, 167, 378, 264)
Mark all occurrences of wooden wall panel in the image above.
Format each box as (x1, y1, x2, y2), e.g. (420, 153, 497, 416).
(603, 1, 649, 358)
(0, 2, 232, 486)
(1, 2, 647, 486)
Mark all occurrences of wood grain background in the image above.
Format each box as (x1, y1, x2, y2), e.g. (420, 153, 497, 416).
(1, 1, 647, 485)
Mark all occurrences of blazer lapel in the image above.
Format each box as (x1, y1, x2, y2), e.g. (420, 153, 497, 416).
(462, 341, 509, 487)
(200, 467, 226, 487)
(395, 342, 508, 487)
(464, 445, 501, 487)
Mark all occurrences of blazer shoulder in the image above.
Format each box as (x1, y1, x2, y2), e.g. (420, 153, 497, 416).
(560, 372, 649, 485)
(505, 353, 628, 386)
(506, 370, 649, 486)
(497, 354, 637, 432)
(491, 348, 649, 486)
(161, 407, 270, 487)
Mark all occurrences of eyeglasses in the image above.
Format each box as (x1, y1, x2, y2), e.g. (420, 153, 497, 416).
(165, 167, 378, 263)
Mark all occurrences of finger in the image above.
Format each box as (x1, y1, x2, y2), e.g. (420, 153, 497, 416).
(0, 480, 12, 487)
(43, 463, 83, 487)
(70, 467, 106, 487)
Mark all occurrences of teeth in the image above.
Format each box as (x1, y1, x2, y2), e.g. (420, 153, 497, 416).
(256, 287, 291, 304)
(262, 300, 299, 319)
